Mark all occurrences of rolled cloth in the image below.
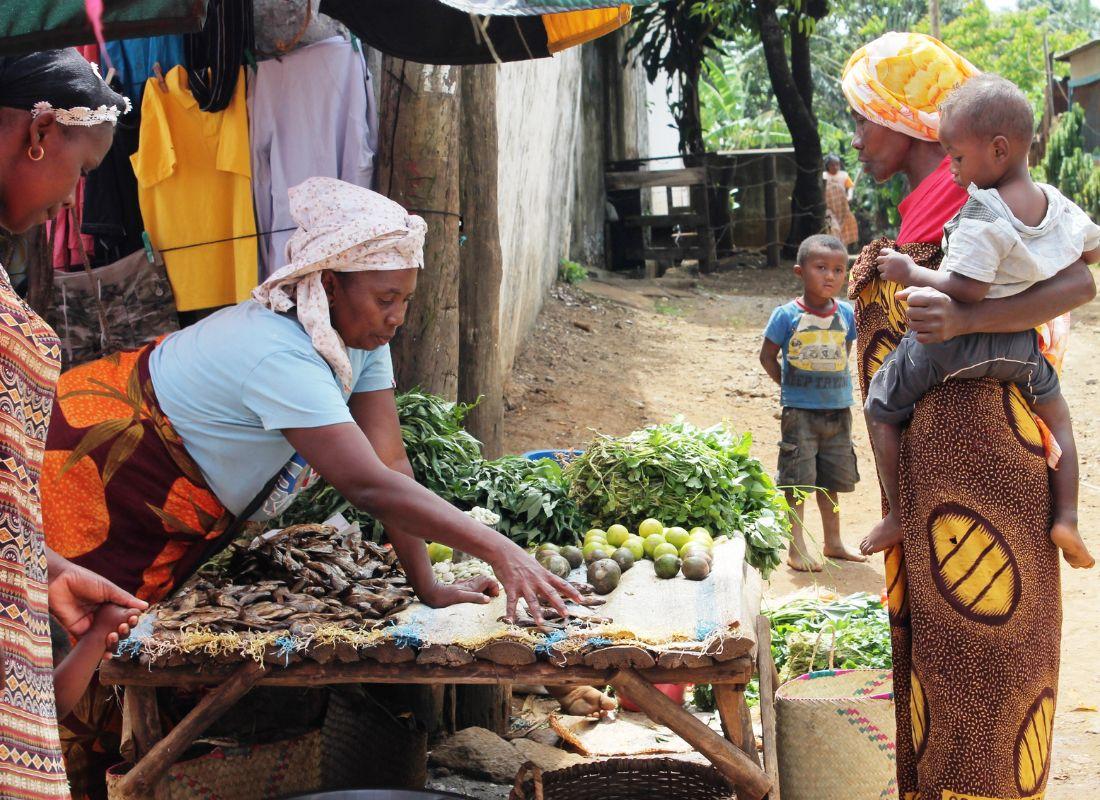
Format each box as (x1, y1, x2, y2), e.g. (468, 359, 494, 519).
(841, 32, 977, 142)
(252, 177, 426, 391)
(0, 48, 129, 124)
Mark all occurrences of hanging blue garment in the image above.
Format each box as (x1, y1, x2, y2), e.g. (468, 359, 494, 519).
(104, 35, 186, 105)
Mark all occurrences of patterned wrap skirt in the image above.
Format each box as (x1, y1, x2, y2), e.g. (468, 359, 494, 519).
(850, 239, 1061, 800)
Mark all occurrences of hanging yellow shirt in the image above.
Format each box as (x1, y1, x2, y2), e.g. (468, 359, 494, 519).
(132, 66, 257, 311)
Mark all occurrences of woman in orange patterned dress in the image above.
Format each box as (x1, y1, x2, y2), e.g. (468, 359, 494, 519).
(0, 49, 146, 799)
(843, 34, 1096, 799)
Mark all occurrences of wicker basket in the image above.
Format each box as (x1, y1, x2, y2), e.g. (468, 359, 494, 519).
(508, 757, 735, 800)
(775, 668, 896, 800)
(106, 728, 324, 800)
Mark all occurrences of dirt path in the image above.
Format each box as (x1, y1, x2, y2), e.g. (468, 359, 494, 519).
(503, 269, 1100, 797)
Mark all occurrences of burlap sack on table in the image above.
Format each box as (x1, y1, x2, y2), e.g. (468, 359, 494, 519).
(387, 537, 761, 657)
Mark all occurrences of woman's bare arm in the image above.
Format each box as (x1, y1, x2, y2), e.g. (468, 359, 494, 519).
(282, 421, 580, 622)
(901, 260, 1096, 343)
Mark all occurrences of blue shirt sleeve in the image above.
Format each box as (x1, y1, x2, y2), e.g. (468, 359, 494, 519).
(240, 349, 355, 431)
(840, 301, 857, 342)
(764, 304, 792, 346)
(352, 344, 396, 394)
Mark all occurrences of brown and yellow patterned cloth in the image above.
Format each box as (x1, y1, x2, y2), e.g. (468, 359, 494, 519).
(851, 238, 1061, 800)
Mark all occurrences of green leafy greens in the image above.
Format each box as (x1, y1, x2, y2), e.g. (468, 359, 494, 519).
(565, 419, 792, 576)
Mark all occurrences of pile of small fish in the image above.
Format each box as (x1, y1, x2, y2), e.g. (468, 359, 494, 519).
(153, 524, 415, 636)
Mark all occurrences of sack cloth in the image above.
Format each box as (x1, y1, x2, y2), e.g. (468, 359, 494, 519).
(46, 248, 179, 370)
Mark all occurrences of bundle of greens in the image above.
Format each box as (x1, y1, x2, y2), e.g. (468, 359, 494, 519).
(453, 456, 584, 546)
(269, 391, 583, 548)
(694, 592, 891, 711)
(565, 419, 791, 576)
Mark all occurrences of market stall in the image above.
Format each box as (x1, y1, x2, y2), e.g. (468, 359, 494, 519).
(100, 521, 778, 800)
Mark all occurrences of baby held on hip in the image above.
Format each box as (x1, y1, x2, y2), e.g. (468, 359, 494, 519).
(862, 73, 1097, 568)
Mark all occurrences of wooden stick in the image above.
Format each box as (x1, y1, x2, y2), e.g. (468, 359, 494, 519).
(122, 687, 163, 762)
(713, 684, 743, 747)
(756, 615, 781, 800)
(114, 661, 265, 800)
(101, 656, 754, 689)
(737, 690, 760, 768)
(609, 668, 772, 800)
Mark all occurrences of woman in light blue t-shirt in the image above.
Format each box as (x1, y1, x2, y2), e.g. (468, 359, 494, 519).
(42, 178, 581, 631)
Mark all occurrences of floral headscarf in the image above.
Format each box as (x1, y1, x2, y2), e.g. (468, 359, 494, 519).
(251, 177, 426, 391)
(842, 32, 978, 142)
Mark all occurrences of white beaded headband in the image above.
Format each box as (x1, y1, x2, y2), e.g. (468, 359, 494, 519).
(29, 62, 131, 126)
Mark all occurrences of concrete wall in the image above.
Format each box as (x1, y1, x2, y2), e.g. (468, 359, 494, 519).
(495, 33, 648, 377)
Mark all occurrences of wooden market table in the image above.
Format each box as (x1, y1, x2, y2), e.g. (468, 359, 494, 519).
(100, 538, 780, 800)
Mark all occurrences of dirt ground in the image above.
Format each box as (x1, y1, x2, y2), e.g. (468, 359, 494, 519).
(502, 267, 1100, 797)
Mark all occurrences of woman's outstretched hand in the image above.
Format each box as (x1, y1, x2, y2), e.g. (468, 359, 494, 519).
(46, 549, 147, 637)
(489, 541, 583, 624)
(417, 576, 501, 609)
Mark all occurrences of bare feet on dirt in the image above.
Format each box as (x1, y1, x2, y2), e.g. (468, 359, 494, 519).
(824, 544, 869, 563)
(1050, 519, 1096, 569)
(860, 513, 903, 556)
(786, 551, 823, 572)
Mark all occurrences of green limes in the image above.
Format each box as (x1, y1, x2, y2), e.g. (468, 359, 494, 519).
(689, 528, 714, 546)
(681, 555, 711, 581)
(611, 547, 635, 572)
(559, 545, 584, 570)
(643, 533, 667, 558)
(427, 542, 453, 564)
(654, 554, 681, 579)
(583, 542, 612, 563)
(537, 543, 561, 554)
(584, 528, 607, 544)
(587, 558, 622, 595)
(653, 542, 680, 560)
(606, 524, 630, 548)
(622, 535, 646, 561)
(664, 526, 690, 549)
(679, 543, 713, 564)
(638, 518, 664, 538)
(544, 553, 572, 579)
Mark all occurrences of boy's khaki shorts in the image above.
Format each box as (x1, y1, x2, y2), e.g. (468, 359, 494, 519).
(777, 407, 859, 493)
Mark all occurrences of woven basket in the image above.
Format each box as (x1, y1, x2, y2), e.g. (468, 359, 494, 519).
(775, 668, 896, 800)
(106, 728, 324, 800)
(508, 757, 735, 800)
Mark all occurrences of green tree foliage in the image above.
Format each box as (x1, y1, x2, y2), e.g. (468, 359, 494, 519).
(1039, 106, 1100, 219)
(933, 1, 1090, 119)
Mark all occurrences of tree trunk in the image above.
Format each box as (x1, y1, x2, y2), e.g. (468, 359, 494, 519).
(677, 57, 705, 156)
(756, 0, 824, 255)
(458, 65, 505, 458)
(377, 59, 462, 398)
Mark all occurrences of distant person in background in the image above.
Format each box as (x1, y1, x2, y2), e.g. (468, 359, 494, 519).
(759, 233, 865, 572)
(823, 154, 859, 249)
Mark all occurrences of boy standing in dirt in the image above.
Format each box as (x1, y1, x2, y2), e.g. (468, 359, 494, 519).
(759, 234, 866, 571)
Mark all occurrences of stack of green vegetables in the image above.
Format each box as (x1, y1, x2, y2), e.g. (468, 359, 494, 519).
(269, 390, 581, 545)
(565, 420, 791, 576)
(694, 592, 891, 710)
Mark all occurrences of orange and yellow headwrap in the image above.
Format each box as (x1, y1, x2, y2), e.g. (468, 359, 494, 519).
(841, 32, 979, 142)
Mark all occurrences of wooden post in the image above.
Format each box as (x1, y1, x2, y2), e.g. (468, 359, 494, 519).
(756, 615, 781, 800)
(377, 59, 462, 398)
(764, 155, 780, 269)
(458, 64, 505, 457)
(115, 661, 265, 800)
(122, 687, 163, 763)
(610, 668, 772, 800)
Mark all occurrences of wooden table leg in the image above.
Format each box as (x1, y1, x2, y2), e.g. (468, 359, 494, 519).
(610, 668, 772, 800)
(714, 685, 760, 766)
(122, 686, 163, 762)
(756, 615, 781, 800)
(115, 661, 265, 800)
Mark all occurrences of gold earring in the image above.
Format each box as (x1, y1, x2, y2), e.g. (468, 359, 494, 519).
(27, 145, 44, 162)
